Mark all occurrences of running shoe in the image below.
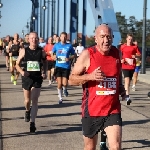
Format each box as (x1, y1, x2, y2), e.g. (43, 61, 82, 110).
(59, 99, 63, 104)
(132, 86, 136, 91)
(63, 89, 68, 97)
(30, 122, 36, 133)
(25, 111, 30, 122)
(11, 75, 14, 82)
(48, 81, 52, 86)
(13, 80, 17, 85)
(100, 142, 108, 150)
(126, 98, 132, 105)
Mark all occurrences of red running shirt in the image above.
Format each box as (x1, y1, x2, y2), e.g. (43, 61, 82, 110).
(44, 44, 54, 61)
(82, 46, 121, 117)
(120, 44, 141, 70)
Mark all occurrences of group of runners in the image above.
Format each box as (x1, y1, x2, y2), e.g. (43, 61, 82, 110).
(0, 24, 150, 150)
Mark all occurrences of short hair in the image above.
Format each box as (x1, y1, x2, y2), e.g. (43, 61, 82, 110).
(126, 33, 133, 38)
(25, 33, 29, 37)
(53, 34, 58, 36)
(29, 31, 38, 37)
(60, 32, 67, 37)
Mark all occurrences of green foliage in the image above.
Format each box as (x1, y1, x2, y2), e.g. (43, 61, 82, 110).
(86, 36, 95, 47)
(116, 12, 150, 47)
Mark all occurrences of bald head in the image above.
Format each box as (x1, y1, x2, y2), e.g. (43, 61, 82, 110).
(95, 24, 113, 37)
(94, 24, 113, 55)
(14, 33, 19, 40)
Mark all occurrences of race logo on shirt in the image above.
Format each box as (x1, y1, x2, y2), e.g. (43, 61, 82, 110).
(96, 77, 117, 95)
(58, 48, 67, 54)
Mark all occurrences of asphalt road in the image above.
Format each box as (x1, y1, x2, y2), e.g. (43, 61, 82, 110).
(0, 55, 150, 150)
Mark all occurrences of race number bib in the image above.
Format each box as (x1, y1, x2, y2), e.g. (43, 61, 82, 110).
(27, 61, 40, 71)
(96, 77, 117, 95)
(57, 56, 66, 63)
(12, 56, 18, 61)
(125, 58, 133, 65)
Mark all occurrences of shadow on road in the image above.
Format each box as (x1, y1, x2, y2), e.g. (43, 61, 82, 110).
(123, 139, 150, 149)
(123, 119, 150, 126)
(1, 124, 82, 139)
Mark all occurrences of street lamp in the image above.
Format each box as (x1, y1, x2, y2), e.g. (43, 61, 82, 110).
(0, 11, 2, 18)
(141, 0, 147, 74)
(42, 5, 46, 10)
(0, 1, 3, 8)
(32, 16, 36, 20)
(42, 0, 47, 39)
(42, 0, 56, 37)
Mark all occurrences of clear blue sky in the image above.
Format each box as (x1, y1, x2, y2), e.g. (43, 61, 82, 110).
(0, 0, 150, 38)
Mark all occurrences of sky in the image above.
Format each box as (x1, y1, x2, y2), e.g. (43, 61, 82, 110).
(0, 0, 150, 38)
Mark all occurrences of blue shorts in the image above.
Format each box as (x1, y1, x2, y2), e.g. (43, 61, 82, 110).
(135, 66, 141, 73)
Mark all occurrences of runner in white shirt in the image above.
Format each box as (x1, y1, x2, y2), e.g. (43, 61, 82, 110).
(75, 42, 84, 57)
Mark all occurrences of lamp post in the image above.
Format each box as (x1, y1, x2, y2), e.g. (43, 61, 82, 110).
(0, 11, 2, 19)
(0, 0, 3, 8)
(57, 0, 59, 35)
(42, 0, 56, 37)
(0, 0, 3, 28)
(141, 0, 147, 74)
(42, 1, 46, 39)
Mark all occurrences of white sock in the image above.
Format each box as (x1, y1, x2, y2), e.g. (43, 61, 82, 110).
(57, 88, 62, 99)
(132, 85, 135, 88)
(63, 86, 66, 91)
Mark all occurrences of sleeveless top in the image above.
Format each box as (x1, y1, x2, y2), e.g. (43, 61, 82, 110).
(82, 46, 121, 117)
(22, 47, 43, 77)
(11, 42, 20, 56)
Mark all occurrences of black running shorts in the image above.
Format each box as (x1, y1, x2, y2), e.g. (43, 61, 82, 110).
(54, 67, 70, 79)
(122, 69, 134, 80)
(0, 46, 3, 50)
(5, 52, 9, 56)
(22, 76, 43, 90)
(82, 113, 122, 138)
(47, 60, 55, 70)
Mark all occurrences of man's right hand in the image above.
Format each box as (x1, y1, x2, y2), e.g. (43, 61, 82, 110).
(89, 67, 106, 81)
(121, 59, 125, 64)
(21, 71, 30, 77)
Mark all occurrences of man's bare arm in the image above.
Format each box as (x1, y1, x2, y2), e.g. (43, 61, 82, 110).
(69, 49, 106, 86)
(42, 50, 47, 74)
(68, 50, 90, 86)
(16, 48, 25, 75)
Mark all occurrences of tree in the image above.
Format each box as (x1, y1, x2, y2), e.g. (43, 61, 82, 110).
(116, 12, 150, 47)
(86, 36, 95, 47)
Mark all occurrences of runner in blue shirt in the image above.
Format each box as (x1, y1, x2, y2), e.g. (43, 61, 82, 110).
(52, 32, 75, 104)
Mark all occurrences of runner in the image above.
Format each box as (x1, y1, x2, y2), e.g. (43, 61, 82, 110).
(0, 38, 3, 55)
(44, 36, 55, 85)
(15, 31, 47, 132)
(53, 34, 58, 44)
(52, 32, 75, 104)
(132, 41, 141, 91)
(120, 34, 141, 105)
(22, 33, 30, 48)
(3, 35, 10, 71)
(75, 42, 85, 58)
(8, 33, 21, 85)
(69, 24, 125, 150)
(55, 36, 60, 43)
(39, 37, 46, 48)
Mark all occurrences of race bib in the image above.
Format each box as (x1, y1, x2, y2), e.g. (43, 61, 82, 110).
(125, 58, 133, 65)
(27, 61, 40, 71)
(57, 56, 66, 63)
(12, 56, 18, 61)
(96, 77, 117, 95)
